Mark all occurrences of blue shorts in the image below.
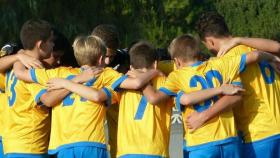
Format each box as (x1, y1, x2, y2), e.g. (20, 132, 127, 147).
(119, 154, 164, 158)
(4, 153, 49, 158)
(0, 139, 3, 158)
(57, 146, 108, 158)
(243, 135, 280, 158)
(183, 145, 188, 158)
(188, 140, 242, 158)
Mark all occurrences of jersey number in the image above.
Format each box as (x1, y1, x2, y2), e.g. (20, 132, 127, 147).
(259, 61, 275, 84)
(134, 96, 148, 120)
(63, 75, 96, 106)
(8, 73, 18, 107)
(189, 70, 223, 112)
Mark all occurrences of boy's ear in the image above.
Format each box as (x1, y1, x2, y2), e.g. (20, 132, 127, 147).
(205, 37, 215, 47)
(153, 60, 158, 69)
(35, 40, 43, 50)
(130, 65, 134, 70)
(174, 58, 182, 69)
(98, 55, 103, 65)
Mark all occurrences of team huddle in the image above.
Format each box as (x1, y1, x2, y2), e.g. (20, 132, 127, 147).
(0, 11, 280, 158)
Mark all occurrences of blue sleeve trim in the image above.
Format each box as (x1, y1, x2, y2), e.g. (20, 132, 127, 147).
(85, 78, 97, 87)
(175, 91, 184, 112)
(134, 96, 148, 120)
(239, 54, 247, 73)
(102, 87, 112, 107)
(231, 81, 243, 87)
(35, 89, 47, 106)
(30, 69, 38, 83)
(111, 75, 128, 91)
(159, 87, 177, 97)
(66, 75, 75, 80)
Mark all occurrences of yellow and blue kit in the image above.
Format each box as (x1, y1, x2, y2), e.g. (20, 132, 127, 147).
(29, 67, 123, 157)
(113, 75, 173, 158)
(224, 45, 280, 158)
(161, 54, 246, 158)
(3, 70, 50, 158)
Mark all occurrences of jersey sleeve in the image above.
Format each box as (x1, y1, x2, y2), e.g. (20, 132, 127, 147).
(155, 76, 175, 108)
(26, 83, 47, 108)
(102, 69, 124, 105)
(29, 67, 72, 85)
(159, 71, 180, 97)
(211, 54, 247, 84)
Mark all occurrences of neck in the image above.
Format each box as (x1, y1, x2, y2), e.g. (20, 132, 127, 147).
(24, 49, 41, 60)
(216, 36, 233, 52)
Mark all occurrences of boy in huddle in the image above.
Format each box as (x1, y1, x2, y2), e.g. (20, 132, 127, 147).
(141, 34, 280, 158)
(47, 40, 245, 158)
(13, 35, 159, 158)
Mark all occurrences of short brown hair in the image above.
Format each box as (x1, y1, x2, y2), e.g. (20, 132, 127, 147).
(73, 35, 106, 66)
(168, 34, 199, 62)
(129, 41, 157, 69)
(91, 24, 120, 50)
(20, 19, 52, 50)
(196, 11, 230, 40)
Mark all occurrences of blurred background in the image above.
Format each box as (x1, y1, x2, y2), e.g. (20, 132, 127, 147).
(0, 0, 279, 50)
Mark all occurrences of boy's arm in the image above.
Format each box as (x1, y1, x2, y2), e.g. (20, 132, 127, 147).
(0, 53, 42, 73)
(218, 37, 280, 56)
(246, 51, 280, 66)
(13, 61, 34, 82)
(40, 68, 103, 107)
(142, 84, 171, 105)
(179, 84, 244, 106)
(118, 69, 160, 90)
(185, 95, 242, 132)
(47, 78, 107, 103)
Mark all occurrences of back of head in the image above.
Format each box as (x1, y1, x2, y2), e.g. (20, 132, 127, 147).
(196, 11, 230, 41)
(168, 34, 199, 62)
(53, 29, 78, 67)
(91, 24, 120, 50)
(129, 41, 157, 69)
(20, 19, 52, 50)
(73, 35, 106, 66)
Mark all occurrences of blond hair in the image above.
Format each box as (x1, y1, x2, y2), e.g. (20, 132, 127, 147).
(73, 35, 106, 66)
(168, 34, 199, 62)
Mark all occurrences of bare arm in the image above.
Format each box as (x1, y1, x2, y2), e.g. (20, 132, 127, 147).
(236, 37, 280, 54)
(0, 53, 42, 73)
(186, 95, 242, 132)
(246, 51, 280, 65)
(142, 84, 170, 105)
(41, 68, 104, 107)
(13, 61, 33, 82)
(180, 84, 244, 106)
(119, 69, 160, 90)
(40, 89, 70, 107)
(218, 37, 280, 56)
(47, 78, 107, 103)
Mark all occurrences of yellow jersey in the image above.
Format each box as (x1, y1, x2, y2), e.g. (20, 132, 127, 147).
(225, 45, 280, 143)
(29, 67, 123, 154)
(0, 72, 6, 140)
(0, 93, 7, 143)
(3, 70, 50, 154)
(161, 54, 246, 150)
(115, 76, 173, 157)
(0, 72, 5, 91)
